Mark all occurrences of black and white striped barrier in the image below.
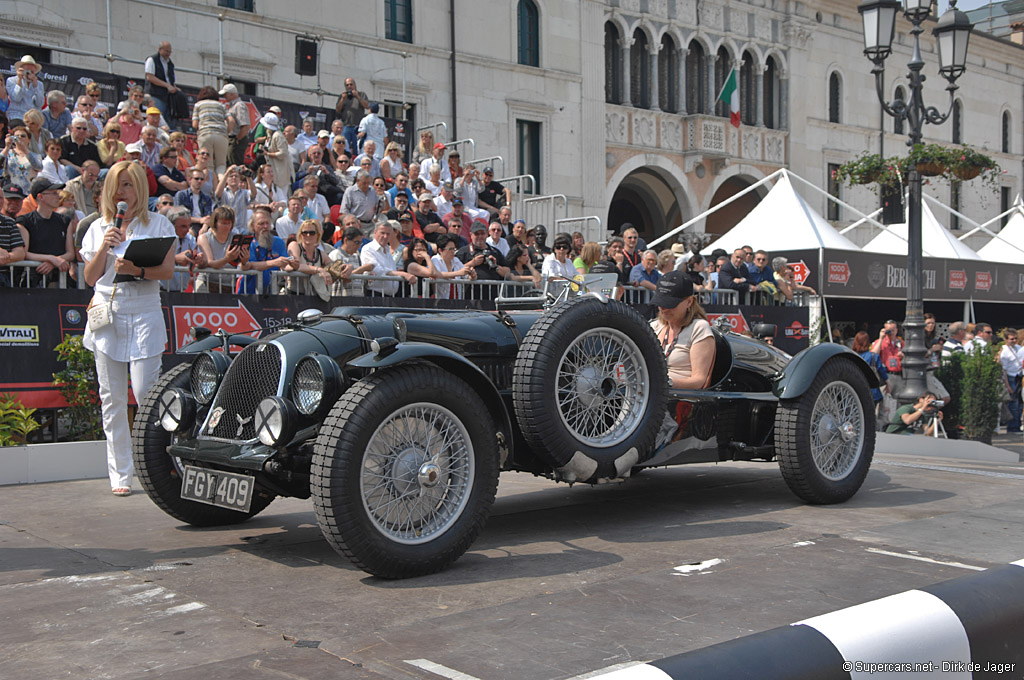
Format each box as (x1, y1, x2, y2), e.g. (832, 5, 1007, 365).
(594, 559, 1024, 679)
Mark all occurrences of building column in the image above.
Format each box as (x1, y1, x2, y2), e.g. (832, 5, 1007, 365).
(677, 47, 688, 115)
(755, 64, 765, 127)
(648, 42, 662, 111)
(619, 37, 633, 106)
(707, 53, 717, 115)
(779, 74, 789, 130)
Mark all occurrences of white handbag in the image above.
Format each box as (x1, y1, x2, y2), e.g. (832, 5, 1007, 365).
(87, 285, 117, 331)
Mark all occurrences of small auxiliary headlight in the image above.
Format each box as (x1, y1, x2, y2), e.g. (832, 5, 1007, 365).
(158, 388, 196, 434)
(254, 396, 298, 448)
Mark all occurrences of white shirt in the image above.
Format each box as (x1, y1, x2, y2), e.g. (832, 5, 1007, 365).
(359, 239, 400, 295)
(542, 254, 577, 280)
(357, 113, 387, 158)
(434, 194, 454, 218)
(40, 157, 70, 184)
(276, 213, 302, 241)
(1000, 343, 1024, 377)
(431, 254, 467, 300)
(486, 235, 510, 258)
(420, 156, 451, 184)
(81, 212, 175, 361)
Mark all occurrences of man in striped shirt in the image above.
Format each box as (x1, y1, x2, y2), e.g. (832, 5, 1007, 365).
(941, 321, 966, 364)
(0, 188, 27, 286)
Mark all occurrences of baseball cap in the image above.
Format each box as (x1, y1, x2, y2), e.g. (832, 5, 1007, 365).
(2, 184, 26, 199)
(386, 219, 401, 231)
(399, 211, 413, 222)
(146, 106, 161, 115)
(650, 270, 695, 309)
(125, 142, 144, 154)
(483, 166, 493, 174)
(268, 105, 283, 115)
(418, 192, 434, 203)
(30, 177, 65, 198)
(452, 197, 463, 206)
(317, 130, 330, 138)
(219, 83, 238, 96)
(433, 142, 445, 150)
(470, 220, 488, 232)
(442, 181, 453, 190)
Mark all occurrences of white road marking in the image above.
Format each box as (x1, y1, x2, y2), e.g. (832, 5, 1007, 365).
(673, 558, 723, 574)
(566, 663, 672, 679)
(792, 541, 816, 547)
(865, 548, 986, 571)
(164, 602, 207, 614)
(879, 460, 1024, 480)
(404, 659, 483, 680)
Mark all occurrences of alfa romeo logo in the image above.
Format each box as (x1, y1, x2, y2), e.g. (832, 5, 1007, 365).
(208, 406, 225, 428)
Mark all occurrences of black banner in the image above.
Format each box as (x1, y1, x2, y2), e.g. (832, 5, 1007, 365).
(1, 289, 809, 408)
(770, 248, 1024, 303)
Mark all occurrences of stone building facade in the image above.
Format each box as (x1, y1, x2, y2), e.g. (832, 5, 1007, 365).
(3, 0, 1022, 244)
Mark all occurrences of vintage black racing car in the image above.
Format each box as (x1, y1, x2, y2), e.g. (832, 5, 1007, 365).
(134, 293, 878, 578)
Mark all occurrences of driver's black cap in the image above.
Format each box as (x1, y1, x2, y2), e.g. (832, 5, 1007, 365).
(650, 270, 695, 308)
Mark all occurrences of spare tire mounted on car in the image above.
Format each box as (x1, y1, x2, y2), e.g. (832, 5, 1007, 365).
(513, 297, 667, 483)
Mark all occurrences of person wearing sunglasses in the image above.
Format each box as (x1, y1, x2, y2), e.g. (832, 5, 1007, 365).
(285, 218, 332, 299)
(97, 120, 125, 168)
(541, 237, 577, 280)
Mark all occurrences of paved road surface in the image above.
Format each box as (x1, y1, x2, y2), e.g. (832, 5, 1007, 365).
(2, 439, 1023, 680)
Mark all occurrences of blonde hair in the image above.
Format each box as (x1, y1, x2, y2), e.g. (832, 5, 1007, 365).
(168, 131, 187, 144)
(101, 160, 151, 225)
(23, 109, 44, 127)
(580, 241, 602, 267)
(386, 141, 402, 154)
(300, 218, 323, 239)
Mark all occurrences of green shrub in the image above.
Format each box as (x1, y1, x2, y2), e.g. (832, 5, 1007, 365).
(937, 347, 1003, 442)
(52, 334, 103, 441)
(0, 393, 40, 446)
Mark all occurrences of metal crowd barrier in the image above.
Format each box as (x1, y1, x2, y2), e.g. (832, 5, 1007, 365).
(1, 260, 75, 289)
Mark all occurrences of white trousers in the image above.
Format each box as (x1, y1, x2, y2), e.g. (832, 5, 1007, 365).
(94, 351, 162, 489)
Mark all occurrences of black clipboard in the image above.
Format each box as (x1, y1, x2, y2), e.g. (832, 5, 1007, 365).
(112, 236, 177, 283)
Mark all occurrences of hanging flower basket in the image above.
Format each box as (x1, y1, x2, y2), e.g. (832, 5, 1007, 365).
(953, 165, 982, 180)
(915, 161, 945, 177)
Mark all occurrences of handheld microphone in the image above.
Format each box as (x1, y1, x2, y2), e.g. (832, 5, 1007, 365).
(114, 201, 128, 233)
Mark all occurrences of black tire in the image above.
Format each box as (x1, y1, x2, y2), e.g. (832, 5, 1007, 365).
(131, 362, 276, 526)
(512, 297, 667, 482)
(774, 357, 876, 504)
(311, 365, 500, 579)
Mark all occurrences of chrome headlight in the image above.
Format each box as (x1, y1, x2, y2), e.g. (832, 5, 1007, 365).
(292, 354, 343, 416)
(158, 388, 196, 434)
(190, 351, 231, 405)
(255, 396, 298, 448)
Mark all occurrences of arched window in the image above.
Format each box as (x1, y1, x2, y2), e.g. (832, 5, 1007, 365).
(714, 46, 731, 119)
(630, 29, 650, 108)
(1002, 111, 1011, 154)
(604, 22, 622, 104)
(517, 0, 539, 67)
(686, 41, 706, 114)
(658, 34, 677, 113)
(893, 87, 905, 135)
(763, 55, 779, 129)
(740, 51, 755, 126)
(828, 71, 841, 124)
(951, 100, 962, 144)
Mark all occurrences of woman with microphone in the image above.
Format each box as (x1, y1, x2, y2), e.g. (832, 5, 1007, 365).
(81, 160, 175, 497)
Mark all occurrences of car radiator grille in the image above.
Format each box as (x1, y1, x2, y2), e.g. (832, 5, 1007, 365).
(204, 343, 282, 441)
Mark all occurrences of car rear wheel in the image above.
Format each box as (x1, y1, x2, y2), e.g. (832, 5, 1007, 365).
(312, 365, 500, 578)
(131, 362, 276, 526)
(774, 358, 875, 504)
(512, 297, 667, 482)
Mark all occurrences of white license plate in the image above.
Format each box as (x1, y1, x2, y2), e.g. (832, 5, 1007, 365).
(181, 465, 254, 513)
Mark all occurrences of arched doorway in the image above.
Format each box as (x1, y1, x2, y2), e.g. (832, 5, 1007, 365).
(608, 167, 687, 243)
(705, 176, 765, 236)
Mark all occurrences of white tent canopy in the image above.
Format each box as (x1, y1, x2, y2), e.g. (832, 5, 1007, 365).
(863, 200, 981, 260)
(701, 173, 861, 255)
(976, 204, 1024, 262)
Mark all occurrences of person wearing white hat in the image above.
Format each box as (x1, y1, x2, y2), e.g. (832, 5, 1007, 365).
(6, 56, 45, 123)
(262, 113, 295, 192)
(220, 83, 250, 167)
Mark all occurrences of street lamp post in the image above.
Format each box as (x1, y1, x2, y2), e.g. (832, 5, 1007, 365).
(857, 0, 973, 401)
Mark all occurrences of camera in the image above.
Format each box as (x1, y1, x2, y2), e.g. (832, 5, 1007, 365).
(239, 167, 254, 178)
(924, 399, 945, 412)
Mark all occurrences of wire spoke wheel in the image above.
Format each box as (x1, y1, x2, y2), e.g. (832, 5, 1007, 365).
(361, 403, 474, 545)
(809, 382, 864, 481)
(555, 328, 650, 447)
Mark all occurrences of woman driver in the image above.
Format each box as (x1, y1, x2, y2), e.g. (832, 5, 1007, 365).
(649, 270, 715, 389)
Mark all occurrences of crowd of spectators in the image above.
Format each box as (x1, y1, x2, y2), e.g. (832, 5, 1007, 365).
(0, 47, 821, 309)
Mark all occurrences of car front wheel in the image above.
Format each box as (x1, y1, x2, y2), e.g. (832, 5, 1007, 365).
(774, 358, 876, 504)
(311, 365, 500, 578)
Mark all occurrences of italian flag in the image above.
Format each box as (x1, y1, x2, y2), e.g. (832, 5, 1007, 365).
(717, 68, 740, 128)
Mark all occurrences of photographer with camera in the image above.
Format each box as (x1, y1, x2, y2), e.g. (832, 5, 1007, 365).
(885, 392, 944, 437)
